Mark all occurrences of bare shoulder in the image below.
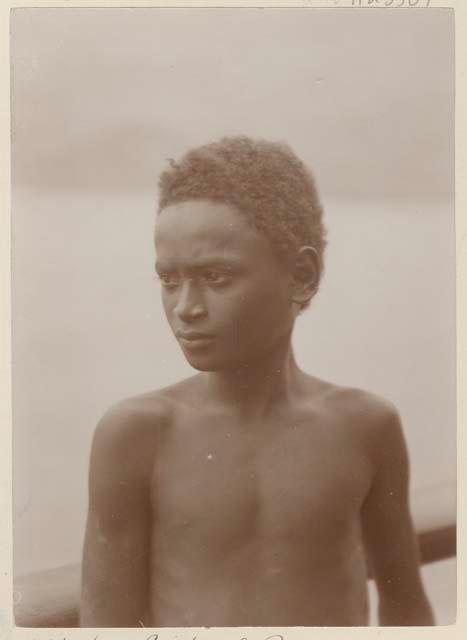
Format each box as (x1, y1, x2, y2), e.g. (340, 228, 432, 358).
(306, 375, 404, 451)
(94, 392, 170, 450)
(91, 374, 205, 460)
(327, 383, 398, 424)
(306, 374, 396, 418)
(88, 381, 200, 519)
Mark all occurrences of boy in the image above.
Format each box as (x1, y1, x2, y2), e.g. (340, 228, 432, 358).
(80, 136, 434, 627)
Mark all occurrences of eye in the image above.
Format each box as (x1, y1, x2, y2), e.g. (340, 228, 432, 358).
(157, 272, 180, 289)
(202, 270, 230, 286)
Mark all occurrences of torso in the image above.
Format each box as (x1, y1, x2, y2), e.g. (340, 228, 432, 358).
(130, 375, 379, 626)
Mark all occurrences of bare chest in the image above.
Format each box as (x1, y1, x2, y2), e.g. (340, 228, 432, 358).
(152, 414, 372, 546)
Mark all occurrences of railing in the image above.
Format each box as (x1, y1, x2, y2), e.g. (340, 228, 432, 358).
(13, 482, 456, 628)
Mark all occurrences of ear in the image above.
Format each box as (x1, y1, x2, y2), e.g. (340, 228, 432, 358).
(290, 246, 320, 306)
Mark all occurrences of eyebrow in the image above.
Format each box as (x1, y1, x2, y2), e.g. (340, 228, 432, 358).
(155, 257, 243, 272)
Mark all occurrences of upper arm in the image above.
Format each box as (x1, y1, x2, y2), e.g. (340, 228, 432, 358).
(80, 402, 160, 627)
(361, 403, 434, 625)
(87, 403, 153, 527)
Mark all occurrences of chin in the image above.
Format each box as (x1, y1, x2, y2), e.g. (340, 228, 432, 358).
(182, 352, 224, 372)
(185, 359, 217, 372)
(182, 350, 244, 373)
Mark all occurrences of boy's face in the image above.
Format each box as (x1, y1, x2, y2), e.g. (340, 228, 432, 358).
(155, 200, 296, 372)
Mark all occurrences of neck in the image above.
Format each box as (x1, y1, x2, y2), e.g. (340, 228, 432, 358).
(205, 335, 303, 419)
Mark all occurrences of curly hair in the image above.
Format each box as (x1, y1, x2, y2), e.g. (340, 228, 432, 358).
(158, 135, 327, 279)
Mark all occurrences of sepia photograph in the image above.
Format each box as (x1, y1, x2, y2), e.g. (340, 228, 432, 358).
(9, 4, 456, 631)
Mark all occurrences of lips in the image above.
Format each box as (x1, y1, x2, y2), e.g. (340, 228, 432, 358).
(176, 331, 213, 340)
(176, 331, 215, 348)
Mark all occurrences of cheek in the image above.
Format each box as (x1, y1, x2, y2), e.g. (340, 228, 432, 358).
(220, 279, 292, 333)
(160, 291, 175, 323)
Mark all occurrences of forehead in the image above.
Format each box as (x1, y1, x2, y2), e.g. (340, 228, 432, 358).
(155, 200, 273, 263)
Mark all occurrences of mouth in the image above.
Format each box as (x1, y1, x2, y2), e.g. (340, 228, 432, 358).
(176, 332, 216, 349)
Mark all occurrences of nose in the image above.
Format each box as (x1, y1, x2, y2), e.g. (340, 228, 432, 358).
(173, 279, 206, 322)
